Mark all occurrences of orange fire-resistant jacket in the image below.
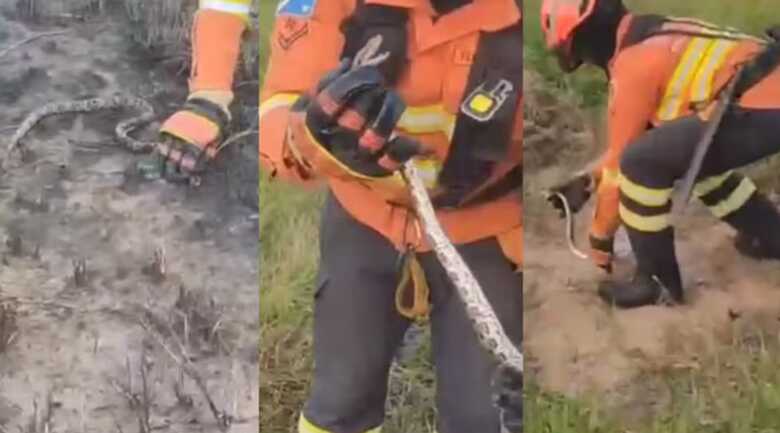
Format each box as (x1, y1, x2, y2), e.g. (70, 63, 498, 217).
(589, 14, 780, 244)
(259, 0, 523, 266)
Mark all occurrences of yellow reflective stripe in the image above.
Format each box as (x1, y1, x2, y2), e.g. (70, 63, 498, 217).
(690, 40, 737, 104)
(261, 97, 455, 140)
(618, 173, 673, 207)
(693, 170, 733, 197)
(199, 0, 251, 18)
(601, 168, 620, 185)
(298, 415, 381, 433)
(657, 37, 713, 121)
(259, 93, 300, 119)
(414, 158, 441, 189)
(619, 203, 670, 232)
(301, 122, 430, 188)
(707, 176, 757, 218)
(398, 105, 456, 139)
(298, 415, 329, 433)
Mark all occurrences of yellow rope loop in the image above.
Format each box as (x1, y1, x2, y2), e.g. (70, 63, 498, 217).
(395, 252, 431, 322)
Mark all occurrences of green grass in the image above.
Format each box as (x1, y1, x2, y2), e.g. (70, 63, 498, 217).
(526, 330, 780, 433)
(258, 1, 436, 431)
(526, 1, 780, 432)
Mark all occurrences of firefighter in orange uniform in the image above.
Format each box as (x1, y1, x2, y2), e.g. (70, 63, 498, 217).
(261, 0, 522, 432)
(542, 0, 780, 308)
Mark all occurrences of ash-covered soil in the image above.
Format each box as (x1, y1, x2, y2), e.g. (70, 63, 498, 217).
(0, 6, 258, 433)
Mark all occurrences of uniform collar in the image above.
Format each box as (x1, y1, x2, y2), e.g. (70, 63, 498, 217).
(366, 0, 521, 52)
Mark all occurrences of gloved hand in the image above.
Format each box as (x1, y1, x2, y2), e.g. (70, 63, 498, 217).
(150, 93, 232, 182)
(589, 234, 614, 274)
(287, 59, 428, 178)
(492, 365, 522, 433)
(546, 172, 594, 218)
(767, 25, 780, 41)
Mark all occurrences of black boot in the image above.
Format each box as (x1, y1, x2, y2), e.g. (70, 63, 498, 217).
(598, 271, 684, 309)
(605, 227, 685, 309)
(723, 192, 780, 260)
(734, 232, 780, 260)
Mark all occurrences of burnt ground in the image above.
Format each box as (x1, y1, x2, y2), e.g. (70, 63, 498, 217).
(0, 7, 259, 433)
(523, 70, 780, 407)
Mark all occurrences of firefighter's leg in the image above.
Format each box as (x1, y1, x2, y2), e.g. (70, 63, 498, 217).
(601, 117, 699, 307)
(421, 238, 522, 433)
(602, 108, 780, 308)
(300, 193, 411, 433)
(690, 107, 780, 259)
(694, 172, 780, 259)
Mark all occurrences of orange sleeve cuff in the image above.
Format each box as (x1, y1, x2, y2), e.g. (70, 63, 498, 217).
(259, 106, 320, 186)
(189, 9, 246, 93)
(160, 110, 221, 147)
(590, 179, 621, 240)
(498, 226, 522, 268)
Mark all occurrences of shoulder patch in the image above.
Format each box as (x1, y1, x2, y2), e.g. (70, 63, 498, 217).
(278, 17, 309, 50)
(276, 0, 317, 18)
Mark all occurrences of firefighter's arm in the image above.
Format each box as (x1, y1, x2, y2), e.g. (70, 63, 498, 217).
(589, 56, 660, 269)
(155, 1, 250, 176)
(188, 0, 251, 103)
(259, 0, 349, 184)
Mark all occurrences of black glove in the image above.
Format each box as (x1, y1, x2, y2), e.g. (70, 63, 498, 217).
(151, 97, 231, 183)
(293, 60, 426, 177)
(589, 233, 615, 274)
(546, 172, 593, 218)
(768, 25, 780, 41)
(493, 365, 522, 433)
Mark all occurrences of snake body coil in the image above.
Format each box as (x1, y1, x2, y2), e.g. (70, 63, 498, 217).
(6, 95, 158, 156)
(402, 162, 523, 374)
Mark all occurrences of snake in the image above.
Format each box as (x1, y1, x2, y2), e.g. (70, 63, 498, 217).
(350, 36, 523, 374)
(5, 94, 158, 158)
(402, 163, 523, 375)
(549, 191, 590, 260)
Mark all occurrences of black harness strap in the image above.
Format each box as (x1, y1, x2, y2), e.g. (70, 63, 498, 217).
(619, 14, 669, 49)
(621, 14, 767, 49)
(435, 16, 523, 208)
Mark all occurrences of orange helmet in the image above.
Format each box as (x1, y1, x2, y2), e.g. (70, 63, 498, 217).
(540, 0, 598, 71)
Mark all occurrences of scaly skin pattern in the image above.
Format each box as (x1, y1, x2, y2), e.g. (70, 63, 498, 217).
(7, 94, 157, 155)
(351, 45, 523, 374)
(402, 162, 523, 375)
